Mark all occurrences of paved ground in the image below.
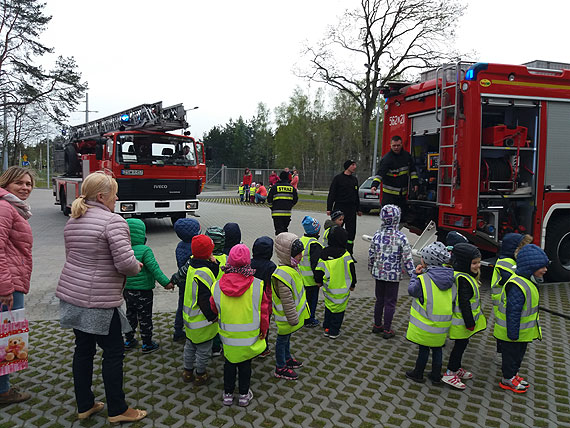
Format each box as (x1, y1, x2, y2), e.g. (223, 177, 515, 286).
(1, 188, 569, 427)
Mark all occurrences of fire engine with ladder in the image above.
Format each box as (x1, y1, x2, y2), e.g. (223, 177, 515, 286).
(53, 101, 206, 225)
(380, 60, 570, 282)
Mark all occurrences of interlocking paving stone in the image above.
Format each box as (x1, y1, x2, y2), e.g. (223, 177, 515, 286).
(1, 282, 569, 427)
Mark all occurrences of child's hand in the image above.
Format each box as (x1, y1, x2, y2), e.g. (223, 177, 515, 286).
(349, 286, 355, 291)
(316, 283, 323, 287)
(209, 254, 218, 263)
(259, 331, 267, 340)
(138, 262, 144, 269)
(415, 264, 424, 274)
(164, 282, 174, 290)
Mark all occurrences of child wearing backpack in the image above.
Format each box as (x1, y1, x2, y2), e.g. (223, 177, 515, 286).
(123, 219, 174, 354)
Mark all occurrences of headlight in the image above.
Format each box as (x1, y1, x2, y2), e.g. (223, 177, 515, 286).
(120, 203, 135, 212)
(186, 201, 198, 210)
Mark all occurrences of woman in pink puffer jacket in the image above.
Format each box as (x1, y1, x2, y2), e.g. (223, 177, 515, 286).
(0, 167, 34, 405)
(56, 171, 146, 424)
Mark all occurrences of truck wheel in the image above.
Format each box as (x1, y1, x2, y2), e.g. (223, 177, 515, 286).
(171, 213, 186, 226)
(60, 188, 71, 217)
(64, 144, 80, 176)
(545, 216, 570, 282)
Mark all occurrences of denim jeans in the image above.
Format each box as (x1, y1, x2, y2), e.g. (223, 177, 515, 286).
(275, 334, 292, 368)
(0, 292, 24, 394)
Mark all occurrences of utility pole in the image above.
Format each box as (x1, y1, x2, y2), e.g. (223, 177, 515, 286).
(2, 94, 8, 171)
(46, 123, 50, 188)
(77, 93, 98, 122)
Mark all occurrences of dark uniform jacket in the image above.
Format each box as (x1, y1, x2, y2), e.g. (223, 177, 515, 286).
(267, 179, 298, 217)
(372, 150, 418, 196)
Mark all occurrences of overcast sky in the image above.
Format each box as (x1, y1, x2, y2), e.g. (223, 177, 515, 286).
(42, 0, 569, 140)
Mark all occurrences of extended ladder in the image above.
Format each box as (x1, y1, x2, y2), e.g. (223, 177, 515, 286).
(434, 62, 471, 207)
(69, 102, 188, 140)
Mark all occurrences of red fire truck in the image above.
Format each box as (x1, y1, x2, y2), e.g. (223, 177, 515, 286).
(380, 60, 570, 282)
(53, 102, 206, 225)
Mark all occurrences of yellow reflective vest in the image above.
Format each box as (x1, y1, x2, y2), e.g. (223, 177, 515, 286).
(213, 254, 227, 280)
(238, 185, 244, 195)
(491, 257, 516, 312)
(271, 266, 310, 335)
(406, 273, 453, 347)
(449, 272, 487, 339)
(211, 278, 266, 363)
(250, 186, 256, 197)
(315, 251, 354, 313)
(299, 236, 323, 287)
(493, 274, 541, 343)
(183, 266, 218, 344)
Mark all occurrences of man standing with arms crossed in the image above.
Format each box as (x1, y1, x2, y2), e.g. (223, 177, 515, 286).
(370, 135, 419, 224)
(327, 160, 362, 254)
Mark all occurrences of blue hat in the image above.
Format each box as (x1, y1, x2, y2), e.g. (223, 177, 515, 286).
(515, 244, 549, 277)
(446, 231, 468, 249)
(419, 241, 451, 266)
(302, 215, 321, 235)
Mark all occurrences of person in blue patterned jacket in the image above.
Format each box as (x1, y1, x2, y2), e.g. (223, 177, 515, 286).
(368, 204, 414, 339)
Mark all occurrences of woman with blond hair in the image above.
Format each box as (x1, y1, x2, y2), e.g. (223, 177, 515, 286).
(0, 167, 34, 404)
(56, 171, 147, 423)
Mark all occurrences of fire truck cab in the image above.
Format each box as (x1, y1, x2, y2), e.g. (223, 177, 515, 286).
(381, 60, 570, 282)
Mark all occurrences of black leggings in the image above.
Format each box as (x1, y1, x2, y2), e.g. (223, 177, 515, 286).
(447, 338, 469, 372)
(224, 358, 252, 395)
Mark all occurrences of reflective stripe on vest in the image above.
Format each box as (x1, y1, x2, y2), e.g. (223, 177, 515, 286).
(271, 266, 309, 335)
(382, 184, 408, 196)
(182, 266, 218, 343)
(450, 272, 487, 339)
(406, 273, 453, 347)
(239, 186, 244, 194)
(250, 187, 256, 195)
(212, 278, 265, 363)
(493, 275, 541, 342)
(213, 254, 227, 280)
(315, 252, 353, 313)
(299, 236, 322, 287)
(491, 258, 516, 306)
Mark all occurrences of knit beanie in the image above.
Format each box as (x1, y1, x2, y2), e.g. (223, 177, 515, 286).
(227, 244, 251, 267)
(302, 215, 321, 235)
(515, 244, 549, 277)
(205, 226, 225, 255)
(419, 241, 451, 267)
(343, 159, 355, 170)
(191, 235, 214, 260)
(380, 204, 400, 227)
(451, 243, 482, 273)
(331, 210, 344, 221)
(446, 231, 468, 249)
(291, 239, 304, 258)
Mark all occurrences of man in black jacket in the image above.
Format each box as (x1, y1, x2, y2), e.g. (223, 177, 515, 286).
(371, 135, 418, 222)
(326, 160, 362, 253)
(267, 170, 298, 235)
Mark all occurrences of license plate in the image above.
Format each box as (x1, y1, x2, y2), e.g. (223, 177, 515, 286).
(121, 169, 143, 176)
(364, 194, 378, 199)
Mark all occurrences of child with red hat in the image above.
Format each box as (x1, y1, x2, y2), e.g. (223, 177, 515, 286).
(210, 244, 271, 407)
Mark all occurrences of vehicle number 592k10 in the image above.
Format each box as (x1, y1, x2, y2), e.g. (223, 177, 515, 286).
(388, 114, 405, 127)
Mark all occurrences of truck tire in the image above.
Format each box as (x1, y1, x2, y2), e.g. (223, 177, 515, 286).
(60, 188, 71, 217)
(545, 216, 570, 282)
(64, 144, 80, 176)
(171, 212, 186, 226)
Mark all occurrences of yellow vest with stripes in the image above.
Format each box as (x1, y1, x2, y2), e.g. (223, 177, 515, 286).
(491, 257, 516, 311)
(213, 254, 227, 280)
(299, 236, 323, 287)
(315, 251, 354, 313)
(271, 266, 310, 335)
(449, 272, 487, 339)
(183, 266, 218, 344)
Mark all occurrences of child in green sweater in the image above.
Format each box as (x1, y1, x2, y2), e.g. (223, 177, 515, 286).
(124, 219, 173, 354)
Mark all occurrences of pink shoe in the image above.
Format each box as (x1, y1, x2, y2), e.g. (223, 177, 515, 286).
(456, 368, 473, 380)
(442, 372, 466, 390)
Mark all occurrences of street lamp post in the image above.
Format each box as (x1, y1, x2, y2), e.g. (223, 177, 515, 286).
(365, 63, 383, 177)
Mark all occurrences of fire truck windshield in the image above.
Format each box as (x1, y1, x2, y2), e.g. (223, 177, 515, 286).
(116, 134, 197, 166)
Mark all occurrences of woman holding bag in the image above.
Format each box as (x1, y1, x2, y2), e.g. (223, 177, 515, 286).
(56, 171, 147, 423)
(0, 167, 34, 404)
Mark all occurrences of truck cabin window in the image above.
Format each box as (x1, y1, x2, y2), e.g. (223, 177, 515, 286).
(117, 134, 197, 166)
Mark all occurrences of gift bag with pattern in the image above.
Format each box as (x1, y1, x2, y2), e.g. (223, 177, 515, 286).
(0, 308, 29, 375)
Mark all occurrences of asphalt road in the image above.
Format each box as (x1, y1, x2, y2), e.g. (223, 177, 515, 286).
(26, 188, 423, 321)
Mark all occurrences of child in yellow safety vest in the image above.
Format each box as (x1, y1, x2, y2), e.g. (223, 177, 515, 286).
(405, 242, 454, 385)
(171, 235, 220, 387)
(249, 182, 256, 203)
(272, 232, 310, 381)
(238, 182, 245, 202)
(314, 226, 356, 339)
(494, 244, 548, 394)
(322, 210, 344, 247)
(205, 226, 226, 357)
(300, 216, 324, 328)
(442, 243, 486, 390)
(209, 244, 271, 407)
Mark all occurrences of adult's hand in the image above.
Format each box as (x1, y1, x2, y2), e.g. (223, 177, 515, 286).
(370, 187, 377, 193)
(357, 211, 362, 216)
(0, 294, 13, 310)
(326, 211, 331, 216)
(413, 185, 419, 193)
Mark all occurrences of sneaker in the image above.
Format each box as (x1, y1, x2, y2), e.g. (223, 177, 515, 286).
(442, 372, 466, 390)
(286, 358, 303, 369)
(328, 331, 340, 339)
(258, 348, 271, 358)
(323, 328, 330, 337)
(141, 341, 160, 354)
(222, 393, 234, 406)
(274, 367, 299, 380)
(212, 348, 223, 357)
(515, 374, 529, 387)
(182, 369, 194, 383)
(382, 329, 395, 339)
(124, 339, 138, 351)
(405, 370, 426, 384)
(456, 368, 473, 380)
(194, 372, 209, 386)
(238, 389, 254, 407)
(304, 319, 320, 328)
(371, 325, 384, 334)
(0, 386, 31, 404)
(500, 376, 528, 393)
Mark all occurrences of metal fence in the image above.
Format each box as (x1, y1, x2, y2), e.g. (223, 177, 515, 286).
(206, 166, 350, 192)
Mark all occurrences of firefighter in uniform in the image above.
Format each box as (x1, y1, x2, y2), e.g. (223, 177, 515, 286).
(371, 135, 419, 223)
(493, 244, 548, 393)
(267, 171, 298, 235)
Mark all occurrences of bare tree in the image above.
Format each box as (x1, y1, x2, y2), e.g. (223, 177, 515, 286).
(298, 0, 465, 168)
